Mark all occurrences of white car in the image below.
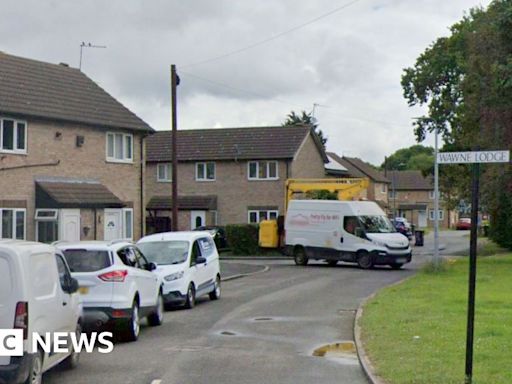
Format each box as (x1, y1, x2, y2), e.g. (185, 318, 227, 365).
(137, 232, 221, 309)
(0, 240, 82, 384)
(56, 241, 163, 342)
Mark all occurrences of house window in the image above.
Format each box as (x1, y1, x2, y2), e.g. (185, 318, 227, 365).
(389, 190, 397, 199)
(429, 190, 436, 199)
(123, 208, 133, 240)
(196, 162, 216, 181)
(106, 132, 133, 162)
(0, 118, 27, 154)
(35, 209, 59, 243)
(157, 163, 172, 182)
(429, 209, 444, 221)
(0, 209, 25, 240)
(248, 210, 279, 223)
(248, 161, 279, 180)
(381, 184, 387, 193)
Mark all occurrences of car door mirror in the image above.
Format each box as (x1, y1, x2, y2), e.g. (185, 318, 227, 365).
(147, 262, 158, 271)
(67, 277, 80, 294)
(196, 256, 207, 264)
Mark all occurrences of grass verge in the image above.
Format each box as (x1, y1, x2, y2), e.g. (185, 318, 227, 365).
(360, 253, 512, 384)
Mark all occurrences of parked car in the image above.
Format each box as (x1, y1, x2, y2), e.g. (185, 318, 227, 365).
(391, 219, 413, 240)
(137, 232, 221, 309)
(193, 226, 228, 249)
(0, 240, 82, 384)
(56, 241, 163, 342)
(456, 218, 471, 230)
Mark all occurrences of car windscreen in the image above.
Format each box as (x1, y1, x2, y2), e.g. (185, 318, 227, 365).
(358, 215, 396, 233)
(137, 241, 189, 265)
(62, 249, 112, 272)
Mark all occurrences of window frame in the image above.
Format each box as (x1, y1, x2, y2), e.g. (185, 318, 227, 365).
(247, 209, 279, 223)
(429, 190, 436, 199)
(157, 163, 173, 182)
(122, 208, 134, 240)
(0, 208, 26, 240)
(247, 161, 279, 180)
(106, 132, 133, 163)
(195, 162, 216, 181)
(429, 209, 444, 221)
(0, 118, 27, 154)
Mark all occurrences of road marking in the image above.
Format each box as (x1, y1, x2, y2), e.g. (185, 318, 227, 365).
(151, 380, 162, 384)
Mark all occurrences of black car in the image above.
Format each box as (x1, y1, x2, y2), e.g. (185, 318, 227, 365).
(193, 226, 228, 249)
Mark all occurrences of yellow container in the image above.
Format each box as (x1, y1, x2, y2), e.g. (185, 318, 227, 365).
(259, 219, 279, 248)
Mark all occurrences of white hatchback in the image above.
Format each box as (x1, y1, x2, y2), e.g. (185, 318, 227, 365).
(56, 241, 163, 342)
(137, 232, 221, 309)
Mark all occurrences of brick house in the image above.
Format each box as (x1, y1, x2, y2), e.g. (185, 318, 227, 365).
(325, 153, 390, 208)
(145, 125, 327, 231)
(0, 52, 153, 243)
(387, 170, 455, 228)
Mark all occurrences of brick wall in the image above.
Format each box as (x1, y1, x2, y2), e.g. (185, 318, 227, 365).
(0, 117, 145, 240)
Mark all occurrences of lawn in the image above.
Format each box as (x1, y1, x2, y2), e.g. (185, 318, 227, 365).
(360, 253, 512, 384)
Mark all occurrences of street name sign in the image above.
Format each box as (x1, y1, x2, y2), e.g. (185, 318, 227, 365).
(437, 150, 509, 164)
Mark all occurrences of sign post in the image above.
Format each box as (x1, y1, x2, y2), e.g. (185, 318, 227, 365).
(437, 150, 510, 384)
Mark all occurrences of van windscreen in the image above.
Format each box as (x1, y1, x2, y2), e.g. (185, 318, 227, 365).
(358, 215, 396, 233)
(62, 249, 111, 272)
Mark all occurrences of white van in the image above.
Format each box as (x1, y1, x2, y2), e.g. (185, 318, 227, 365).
(137, 232, 221, 309)
(0, 241, 82, 384)
(285, 200, 412, 269)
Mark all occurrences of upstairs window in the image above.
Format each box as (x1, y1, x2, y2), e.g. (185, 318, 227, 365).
(196, 162, 216, 181)
(0, 118, 27, 154)
(157, 163, 172, 182)
(248, 161, 278, 180)
(106, 132, 133, 163)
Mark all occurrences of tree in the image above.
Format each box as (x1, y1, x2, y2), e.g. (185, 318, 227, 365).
(283, 110, 327, 147)
(401, 0, 512, 248)
(381, 145, 434, 173)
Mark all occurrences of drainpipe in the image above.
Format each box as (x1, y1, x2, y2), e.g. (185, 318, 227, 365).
(140, 135, 146, 239)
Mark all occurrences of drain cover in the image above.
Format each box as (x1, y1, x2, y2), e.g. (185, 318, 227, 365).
(221, 331, 237, 336)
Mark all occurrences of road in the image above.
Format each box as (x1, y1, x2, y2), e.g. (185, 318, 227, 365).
(44, 231, 470, 384)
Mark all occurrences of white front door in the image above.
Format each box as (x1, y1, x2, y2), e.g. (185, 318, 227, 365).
(190, 211, 206, 230)
(60, 209, 80, 242)
(418, 210, 427, 228)
(104, 209, 122, 241)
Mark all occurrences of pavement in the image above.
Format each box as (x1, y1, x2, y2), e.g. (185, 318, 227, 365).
(220, 260, 268, 281)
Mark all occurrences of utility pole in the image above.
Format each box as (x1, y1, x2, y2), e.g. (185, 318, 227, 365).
(433, 126, 440, 266)
(171, 65, 179, 231)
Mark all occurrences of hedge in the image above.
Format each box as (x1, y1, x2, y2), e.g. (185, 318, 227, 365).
(225, 224, 260, 255)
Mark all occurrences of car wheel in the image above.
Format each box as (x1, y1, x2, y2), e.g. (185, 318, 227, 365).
(209, 275, 221, 300)
(293, 247, 308, 266)
(390, 263, 403, 270)
(327, 260, 338, 267)
(62, 323, 81, 369)
(24, 350, 43, 384)
(147, 292, 164, 326)
(357, 251, 373, 270)
(122, 299, 140, 342)
(184, 283, 196, 309)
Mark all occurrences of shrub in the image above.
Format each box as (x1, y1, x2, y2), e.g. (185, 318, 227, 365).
(225, 224, 260, 255)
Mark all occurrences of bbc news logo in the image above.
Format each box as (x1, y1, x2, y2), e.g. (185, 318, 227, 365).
(0, 329, 114, 356)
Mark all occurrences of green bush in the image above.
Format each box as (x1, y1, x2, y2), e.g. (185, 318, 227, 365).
(225, 224, 260, 255)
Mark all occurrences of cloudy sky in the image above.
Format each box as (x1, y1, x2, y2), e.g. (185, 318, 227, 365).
(2, 0, 491, 165)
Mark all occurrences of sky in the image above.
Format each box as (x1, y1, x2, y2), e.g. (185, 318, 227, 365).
(1, 0, 492, 166)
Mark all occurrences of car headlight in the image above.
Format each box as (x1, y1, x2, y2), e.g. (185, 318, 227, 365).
(164, 271, 184, 282)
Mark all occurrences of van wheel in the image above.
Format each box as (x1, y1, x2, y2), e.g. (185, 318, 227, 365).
(209, 275, 221, 300)
(147, 292, 164, 326)
(390, 263, 403, 270)
(62, 323, 81, 369)
(327, 260, 338, 267)
(24, 350, 43, 384)
(357, 251, 373, 269)
(184, 283, 196, 309)
(293, 247, 309, 266)
(122, 300, 140, 342)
